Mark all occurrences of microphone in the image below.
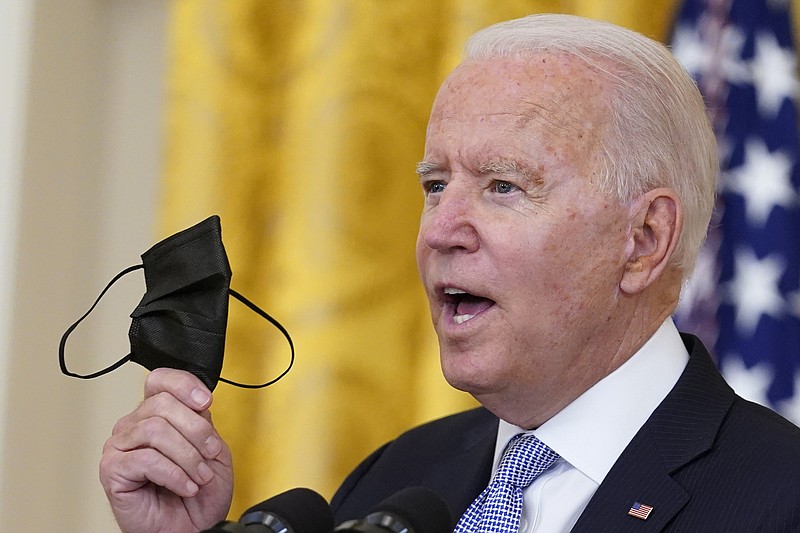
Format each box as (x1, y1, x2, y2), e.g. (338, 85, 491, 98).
(333, 486, 452, 533)
(201, 487, 334, 533)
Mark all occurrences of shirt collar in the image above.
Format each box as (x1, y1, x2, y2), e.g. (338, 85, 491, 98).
(495, 317, 689, 484)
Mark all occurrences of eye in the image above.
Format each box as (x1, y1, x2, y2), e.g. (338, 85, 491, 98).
(423, 181, 446, 195)
(492, 180, 518, 194)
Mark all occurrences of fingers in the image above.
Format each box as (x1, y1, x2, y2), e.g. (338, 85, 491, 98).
(143, 367, 212, 411)
(102, 369, 224, 498)
(125, 393, 218, 453)
(113, 391, 219, 455)
(100, 442, 204, 498)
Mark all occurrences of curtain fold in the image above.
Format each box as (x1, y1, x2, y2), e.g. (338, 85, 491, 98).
(161, 0, 794, 516)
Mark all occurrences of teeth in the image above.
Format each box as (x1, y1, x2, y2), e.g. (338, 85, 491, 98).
(445, 288, 476, 325)
(454, 313, 476, 324)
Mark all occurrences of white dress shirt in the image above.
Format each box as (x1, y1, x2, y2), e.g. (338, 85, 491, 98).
(490, 318, 689, 532)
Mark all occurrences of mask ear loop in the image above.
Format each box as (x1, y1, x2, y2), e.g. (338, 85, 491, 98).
(59, 267, 294, 388)
(222, 289, 295, 389)
(59, 264, 144, 379)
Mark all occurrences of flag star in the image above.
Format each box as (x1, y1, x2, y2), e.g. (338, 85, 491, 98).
(749, 32, 799, 116)
(725, 138, 795, 225)
(718, 24, 751, 84)
(672, 23, 749, 84)
(726, 248, 785, 335)
(721, 355, 773, 407)
(672, 24, 710, 77)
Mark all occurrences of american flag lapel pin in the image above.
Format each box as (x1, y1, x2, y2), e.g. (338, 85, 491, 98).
(628, 501, 654, 520)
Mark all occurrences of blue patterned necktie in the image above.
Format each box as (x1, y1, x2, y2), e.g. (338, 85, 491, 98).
(454, 433, 560, 533)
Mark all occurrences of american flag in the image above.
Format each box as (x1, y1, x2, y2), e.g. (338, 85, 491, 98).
(671, 0, 800, 424)
(628, 501, 654, 520)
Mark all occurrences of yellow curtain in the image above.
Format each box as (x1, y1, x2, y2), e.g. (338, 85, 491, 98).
(161, 0, 727, 516)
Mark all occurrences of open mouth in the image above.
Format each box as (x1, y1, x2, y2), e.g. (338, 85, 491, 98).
(443, 287, 496, 324)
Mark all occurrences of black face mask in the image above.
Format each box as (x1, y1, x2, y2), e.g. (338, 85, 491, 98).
(58, 215, 293, 391)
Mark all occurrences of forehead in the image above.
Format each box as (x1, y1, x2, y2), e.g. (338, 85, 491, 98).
(426, 54, 611, 162)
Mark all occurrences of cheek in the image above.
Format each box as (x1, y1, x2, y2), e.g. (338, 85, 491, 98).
(512, 223, 622, 309)
(502, 236, 571, 308)
(414, 229, 427, 274)
(557, 229, 628, 305)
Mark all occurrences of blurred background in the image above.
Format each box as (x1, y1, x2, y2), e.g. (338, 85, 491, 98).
(1, 1, 798, 531)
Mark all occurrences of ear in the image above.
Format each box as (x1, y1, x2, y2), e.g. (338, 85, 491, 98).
(620, 188, 683, 295)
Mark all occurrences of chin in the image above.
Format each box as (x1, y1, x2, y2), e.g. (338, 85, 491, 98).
(440, 353, 498, 396)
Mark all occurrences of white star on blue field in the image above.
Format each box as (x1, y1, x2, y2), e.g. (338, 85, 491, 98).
(672, 0, 800, 423)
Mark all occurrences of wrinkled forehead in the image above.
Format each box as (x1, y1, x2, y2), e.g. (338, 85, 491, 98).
(428, 53, 612, 139)
(424, 54, 614, 178)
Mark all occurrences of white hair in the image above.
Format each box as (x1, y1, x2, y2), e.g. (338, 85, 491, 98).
(464, 14, 718, 276)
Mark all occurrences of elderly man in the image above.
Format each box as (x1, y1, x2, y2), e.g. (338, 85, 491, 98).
(100, 14, 800, 533)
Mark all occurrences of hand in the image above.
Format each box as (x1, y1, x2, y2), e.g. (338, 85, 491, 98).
(99, 368, 234, 533)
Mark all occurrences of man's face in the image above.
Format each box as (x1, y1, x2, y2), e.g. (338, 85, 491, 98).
(416, 55, 636, 426)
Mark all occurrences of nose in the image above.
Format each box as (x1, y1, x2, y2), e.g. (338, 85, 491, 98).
(419, 186, 480, 253)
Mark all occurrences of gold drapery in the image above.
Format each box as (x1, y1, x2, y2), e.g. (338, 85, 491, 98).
(161, 0, 794, 516)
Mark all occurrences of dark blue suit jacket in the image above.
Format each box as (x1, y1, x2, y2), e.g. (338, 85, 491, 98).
(331, 334, 800, 531)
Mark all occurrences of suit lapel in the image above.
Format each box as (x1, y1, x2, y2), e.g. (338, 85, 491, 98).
(571, 335, 734, 532)
(424, 409, 497, 520)
(569, 426, 690, 532)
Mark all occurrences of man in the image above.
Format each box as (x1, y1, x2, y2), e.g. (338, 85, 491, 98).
(100, 14, 800, 533)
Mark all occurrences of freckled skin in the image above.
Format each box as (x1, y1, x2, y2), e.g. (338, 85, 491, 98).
(415, 55, 678, 428)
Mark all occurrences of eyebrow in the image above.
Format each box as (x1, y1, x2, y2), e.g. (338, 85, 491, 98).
(479, 159, 542, 185)
(478, 160, 522, 175)
(415, 161, 443, 177)
(415, 158, 542, 184)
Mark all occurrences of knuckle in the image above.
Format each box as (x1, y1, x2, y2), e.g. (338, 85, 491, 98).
(164, 461, 185, 482)
(101, 435, 117, 456)
(98, 449, 116, 478)
(111, 413, 133, 436)
(139, 415, 168, 437)
(148, 390, 176, 412)
(135, 447, 169, 476)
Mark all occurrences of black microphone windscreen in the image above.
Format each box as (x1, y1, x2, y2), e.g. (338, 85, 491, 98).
(368, 486, 453, 533)
(199, 520, 247, 532)
(240, 487, 334, 533)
